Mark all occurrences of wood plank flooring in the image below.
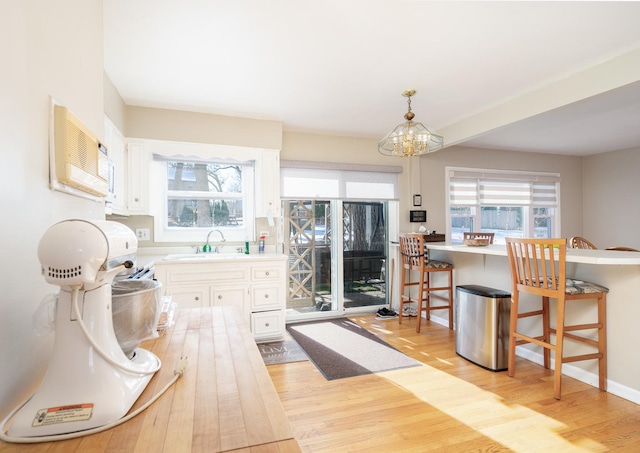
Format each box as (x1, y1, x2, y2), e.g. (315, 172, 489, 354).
(267, 314, 640, 452)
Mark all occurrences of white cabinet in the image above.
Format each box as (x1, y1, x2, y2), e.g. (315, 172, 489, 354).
(127, 142, 150, 214)
(211, 286, 249, 314)
(154, 255, 286, 341)
(255, 149, 281, 218)
(252, 310, 282, 339)
(108, 138, 279, 222)
(169, 285, 210, 309)
(103, 116, 127, 215)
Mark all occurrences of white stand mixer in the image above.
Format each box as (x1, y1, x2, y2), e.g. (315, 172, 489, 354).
(7, 219, 161, 438)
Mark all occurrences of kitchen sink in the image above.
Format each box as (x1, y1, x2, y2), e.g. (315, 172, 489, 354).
(163, 253, 250, 261)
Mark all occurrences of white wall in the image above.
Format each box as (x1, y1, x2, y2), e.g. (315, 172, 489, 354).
(127, 105, 283, 150)
(104, 72, 127, 133)
(583, 146, 640, 250)
(0, 0, 105, 419)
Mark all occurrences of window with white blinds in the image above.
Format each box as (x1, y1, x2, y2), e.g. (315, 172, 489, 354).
(447, 167, 561, 243)
(449, 169, 560, 207)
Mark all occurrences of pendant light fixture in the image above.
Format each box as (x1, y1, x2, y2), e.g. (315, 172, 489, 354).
(378, 90, 444, 157)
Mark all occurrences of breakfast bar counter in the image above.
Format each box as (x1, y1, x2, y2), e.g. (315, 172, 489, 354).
(427, 242, 640, 265)
(0, 307, 300, 452)
(424, 242, 640, 405)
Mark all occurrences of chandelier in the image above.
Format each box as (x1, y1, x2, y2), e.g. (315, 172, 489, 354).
(378, 90, 444, 157)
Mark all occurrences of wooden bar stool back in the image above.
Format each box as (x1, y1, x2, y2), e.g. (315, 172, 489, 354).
(505, 237, 609, 400)
(570, 236, 597, 249)
(398, 233, 454, 332)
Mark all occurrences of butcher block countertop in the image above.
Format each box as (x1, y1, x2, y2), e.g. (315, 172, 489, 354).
(0, 307, 300, 453)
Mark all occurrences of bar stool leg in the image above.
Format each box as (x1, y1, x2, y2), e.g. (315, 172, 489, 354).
(416, 268, 426, 333)
(446, 268, 453, 330)
(598, 294, 607, 391)
(425, 272, 431, 321)
(553, 299, 567, 400)
(542, 297, 551, 369)
(399, 265, 407, 325)
(508, 293, 519, 378)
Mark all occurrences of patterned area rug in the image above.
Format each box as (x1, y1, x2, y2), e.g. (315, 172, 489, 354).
(258, 336, 309, 366)
(286, 317, 422, 380)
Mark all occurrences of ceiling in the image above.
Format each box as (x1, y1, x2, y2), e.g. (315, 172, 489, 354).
(103, 1, 640, 156)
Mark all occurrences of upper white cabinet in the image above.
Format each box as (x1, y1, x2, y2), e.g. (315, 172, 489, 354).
(126, 142, 150, 215)
(255, 149, 281, 218)
(103, 116, 127, 215)
(106, 137, 280, 221)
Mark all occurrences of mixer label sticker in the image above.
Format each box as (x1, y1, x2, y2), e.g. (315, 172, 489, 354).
(32, 403, 94, 427)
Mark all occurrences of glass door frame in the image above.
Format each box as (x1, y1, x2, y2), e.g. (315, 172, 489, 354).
(285, 199, 399, 323)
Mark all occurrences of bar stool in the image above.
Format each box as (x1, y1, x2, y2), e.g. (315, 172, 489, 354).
(505, 237, 608, 400)
(398, 233, 454, 332)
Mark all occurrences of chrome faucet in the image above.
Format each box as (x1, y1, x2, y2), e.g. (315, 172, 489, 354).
(203, 229, 226, 253)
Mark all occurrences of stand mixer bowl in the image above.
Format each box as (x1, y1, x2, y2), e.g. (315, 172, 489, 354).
(112, 278, 162, 358)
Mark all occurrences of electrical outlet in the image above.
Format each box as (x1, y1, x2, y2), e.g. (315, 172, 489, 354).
(136, 228, 151, 241)
(259, 231, 269, 237)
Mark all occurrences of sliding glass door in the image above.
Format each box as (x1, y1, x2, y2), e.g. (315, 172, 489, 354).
(285, 199, 388, 321)
(342, 202, 387, 309)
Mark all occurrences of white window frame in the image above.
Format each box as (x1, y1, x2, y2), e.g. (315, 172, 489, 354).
(146, 139, 262, 243)
(446, 166, 561, 244)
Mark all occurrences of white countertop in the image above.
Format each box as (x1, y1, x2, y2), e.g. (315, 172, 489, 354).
(134, 246, 285, 267)
(425, 242, 640, 265)
(156, 252, 287, 264)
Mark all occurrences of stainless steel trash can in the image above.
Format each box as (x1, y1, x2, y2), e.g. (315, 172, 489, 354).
(455, 285, 511, 371)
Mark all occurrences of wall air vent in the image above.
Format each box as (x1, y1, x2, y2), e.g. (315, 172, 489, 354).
(52, 104, 109, 197)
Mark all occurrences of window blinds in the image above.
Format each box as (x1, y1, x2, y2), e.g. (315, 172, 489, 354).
(280, 161, 401, 200)
(449, 168, 560, 207)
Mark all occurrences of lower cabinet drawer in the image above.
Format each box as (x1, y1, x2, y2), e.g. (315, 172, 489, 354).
(251, 310, 283, 340)
(252, 285, 280, 311)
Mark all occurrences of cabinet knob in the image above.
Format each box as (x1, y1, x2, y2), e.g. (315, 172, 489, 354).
(265, 271, 270, 276)
(264, 294, 269, 299)
(195, 297, 199, 301)
(265, 322, 270, 327)
(134, 197, 139, 202)
(218, 295, 222, 299)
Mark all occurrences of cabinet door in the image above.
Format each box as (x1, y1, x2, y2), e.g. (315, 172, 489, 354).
(255, 149, 280, 218)
(127, 142, 150, 214)
(210, 286, 249, 319)
(167, 286, 209, 309)
(104, 116, 127, 215)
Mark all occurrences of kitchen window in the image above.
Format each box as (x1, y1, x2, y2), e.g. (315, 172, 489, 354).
(147, 140, 259, 243)
(165, 159, 252, 224)
(447, 167, 560, 244)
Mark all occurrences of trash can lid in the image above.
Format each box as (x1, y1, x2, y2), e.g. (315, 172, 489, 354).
(456, 284, 510, 298)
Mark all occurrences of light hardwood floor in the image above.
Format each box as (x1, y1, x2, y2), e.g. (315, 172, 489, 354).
(267, 314, 640, 452)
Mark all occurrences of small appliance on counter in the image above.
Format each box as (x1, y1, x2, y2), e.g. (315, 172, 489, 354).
(1, 219, 184, 443)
